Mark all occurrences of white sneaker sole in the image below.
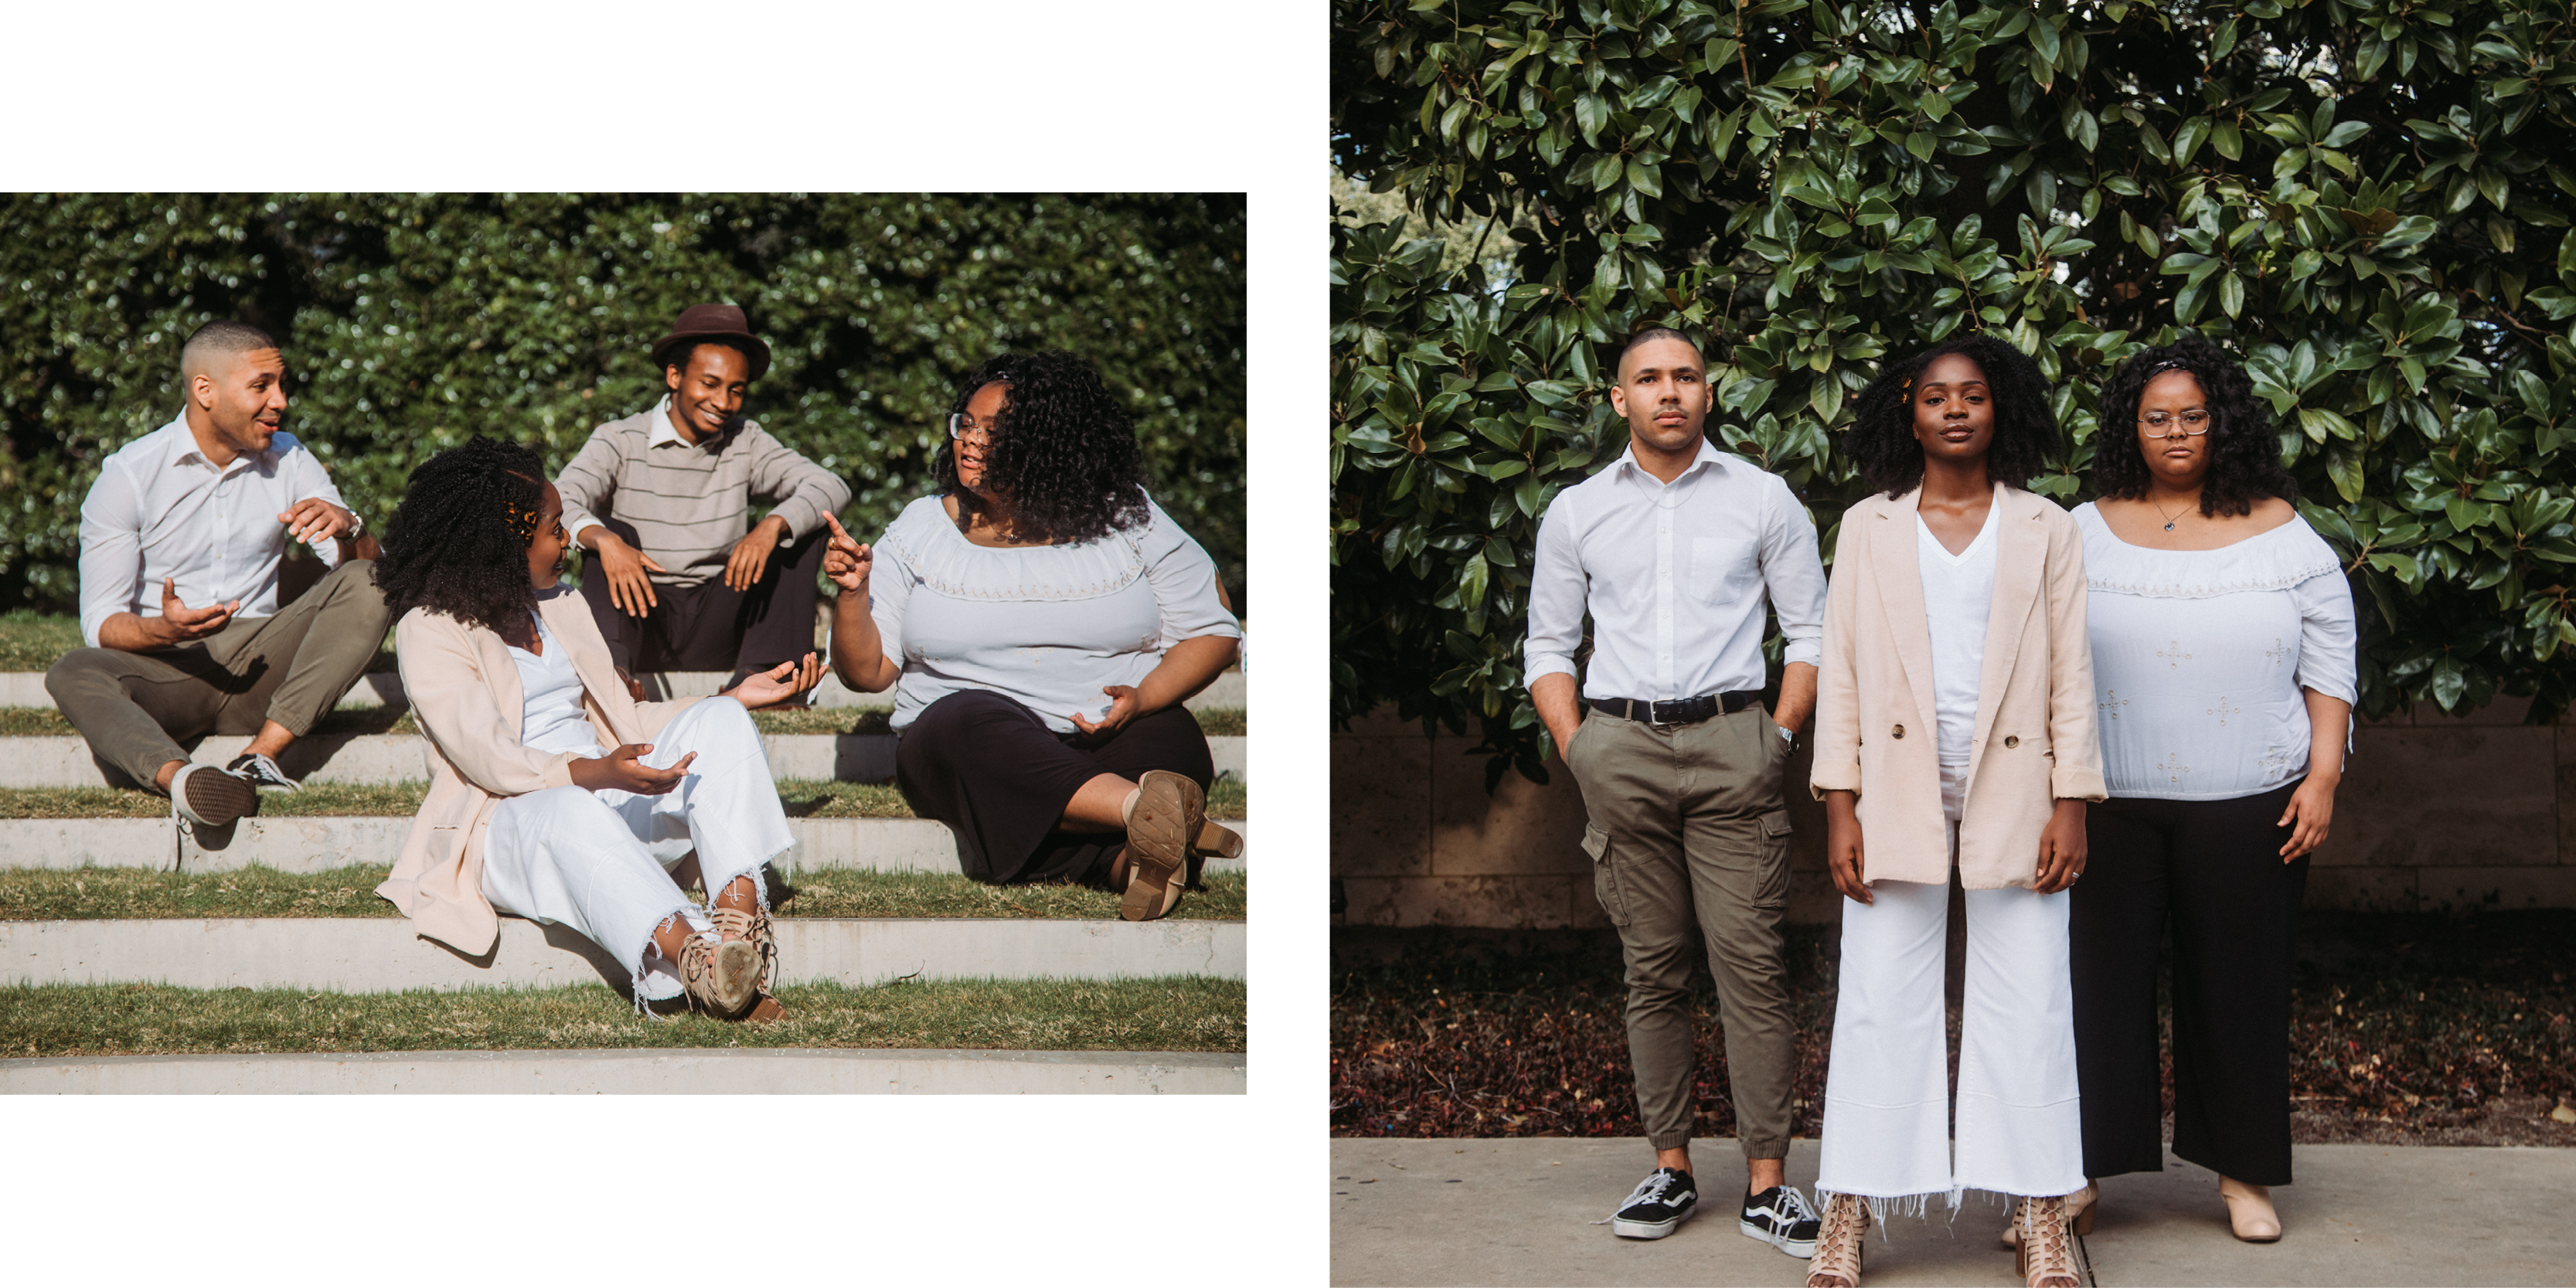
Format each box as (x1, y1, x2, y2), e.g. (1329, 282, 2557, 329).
(1611, 1205, 1693, 1239)
(1741, 1218, 1818, 1258)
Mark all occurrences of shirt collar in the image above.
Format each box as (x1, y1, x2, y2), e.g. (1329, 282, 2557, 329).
(648, 395, 688, 447)
(158, 408, 268, 475)
(1611, 434, 1727, 487)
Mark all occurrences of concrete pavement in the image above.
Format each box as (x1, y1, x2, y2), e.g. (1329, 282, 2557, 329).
(1330, 1136, 2576, 1286)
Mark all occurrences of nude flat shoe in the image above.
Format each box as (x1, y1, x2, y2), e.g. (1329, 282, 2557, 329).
(1119, 770, 1201, 921)
(2218, 1177, 2282, 1242)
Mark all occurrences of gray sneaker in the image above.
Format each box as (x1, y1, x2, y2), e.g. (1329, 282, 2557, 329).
(226, 752, 301, 791)
(171, 763, 258, 831)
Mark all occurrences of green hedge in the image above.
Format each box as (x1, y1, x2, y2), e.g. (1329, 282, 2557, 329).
(1332, 0, 2576, 784)
(2, 194, 1244, 612)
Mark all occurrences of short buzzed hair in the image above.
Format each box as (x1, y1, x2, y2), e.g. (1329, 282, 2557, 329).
(180, 321, 278, 382)
(1615, 325, 1702, 380)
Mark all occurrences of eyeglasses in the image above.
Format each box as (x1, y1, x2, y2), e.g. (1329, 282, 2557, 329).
(2138, 410, 2211, 437)
(948, 413, 1002, 443)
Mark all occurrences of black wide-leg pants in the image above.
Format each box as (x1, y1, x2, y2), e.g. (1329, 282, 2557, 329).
(2071, 780, 2309, 1186)
(895, 688, 1215, 888)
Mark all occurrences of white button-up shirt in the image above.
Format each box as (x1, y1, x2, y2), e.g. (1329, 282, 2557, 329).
(77, 412, 350, 647)
(1525, 438, 1826, 702)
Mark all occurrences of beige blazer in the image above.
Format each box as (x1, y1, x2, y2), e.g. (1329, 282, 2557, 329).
(1809, 484, 2107, 889)
(373, 590, 698, 955)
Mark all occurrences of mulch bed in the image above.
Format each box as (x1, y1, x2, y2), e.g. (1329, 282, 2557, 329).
(1330, 911, 2576, 1147)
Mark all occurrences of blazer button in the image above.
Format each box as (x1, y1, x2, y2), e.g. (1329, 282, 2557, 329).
(2003, 735, 2020, 749)
(1891, 724, 1904, 739)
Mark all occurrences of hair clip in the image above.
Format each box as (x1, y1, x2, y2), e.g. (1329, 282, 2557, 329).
(503, 501, 540, 542)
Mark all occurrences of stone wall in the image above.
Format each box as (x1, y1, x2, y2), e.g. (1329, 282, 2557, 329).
(1331, 698, 2574, 928)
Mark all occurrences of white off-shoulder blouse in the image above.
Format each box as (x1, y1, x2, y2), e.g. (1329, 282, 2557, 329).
(866, 494, 1242, 734)
(2076, 502, 2358, 800)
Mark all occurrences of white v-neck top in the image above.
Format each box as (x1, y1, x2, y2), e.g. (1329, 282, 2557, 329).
(2075, 502, 2358, 799)
(1916, 494, 2002, 768)
(505, 605, 604, 758)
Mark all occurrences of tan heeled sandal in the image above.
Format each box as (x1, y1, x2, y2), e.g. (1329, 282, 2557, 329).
(2014, 1194, 2081, 1288)
(1805, 1193, 1867, 1288)
(2219, 1176, 2282, 1242)
(676, 931, 760, 1018)
(2002, 1181, 2095, 1248)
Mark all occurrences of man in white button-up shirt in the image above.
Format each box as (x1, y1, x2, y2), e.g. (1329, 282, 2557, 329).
(45, 321, 388, 831)
(1526, 328, 1829, 1253)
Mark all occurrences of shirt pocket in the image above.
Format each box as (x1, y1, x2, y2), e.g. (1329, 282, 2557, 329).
(1689, 536, 1759, 604)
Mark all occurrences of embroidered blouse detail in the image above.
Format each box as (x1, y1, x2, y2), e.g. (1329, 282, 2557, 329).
(2076, 503, 2360, 800)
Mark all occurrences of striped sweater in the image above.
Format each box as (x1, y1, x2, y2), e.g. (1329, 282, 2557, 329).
(554, 396, 852, 588)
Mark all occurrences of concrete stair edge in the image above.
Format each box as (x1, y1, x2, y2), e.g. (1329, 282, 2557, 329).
(0, 1047, 1245, 1094)
(0, 916, 1250, 991)
(0, 732, 1249, 789)
(0, 815, 1251, 875)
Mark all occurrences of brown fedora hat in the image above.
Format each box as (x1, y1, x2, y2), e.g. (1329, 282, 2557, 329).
(652, 303, 771, 381)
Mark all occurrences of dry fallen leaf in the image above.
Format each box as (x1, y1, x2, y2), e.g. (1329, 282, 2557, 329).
(2550, 1101, 2576, 1125)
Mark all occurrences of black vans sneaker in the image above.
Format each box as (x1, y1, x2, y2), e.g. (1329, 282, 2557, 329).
(1611, 1167, 1697, 1239)
(1741, 1184, 1822, 1257)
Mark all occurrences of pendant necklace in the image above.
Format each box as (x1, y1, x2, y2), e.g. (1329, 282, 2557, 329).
(2150, 496, 2193, 532)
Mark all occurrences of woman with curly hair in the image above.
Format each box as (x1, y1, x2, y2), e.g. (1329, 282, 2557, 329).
(822, 351, 1243, 919)
(1804, 335, 2102, 1288)
(2062, 334, 2356, 1243)
(371, 436, 822, 1019)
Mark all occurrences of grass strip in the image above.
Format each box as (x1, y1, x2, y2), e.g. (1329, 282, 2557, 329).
(0, 777, 1245, 821)
(0, 977, 1246, 1058)
(0, 864, 1249, 921)
(0, 613, 83, 673)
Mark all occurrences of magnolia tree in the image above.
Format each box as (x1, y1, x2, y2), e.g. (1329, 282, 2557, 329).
(1332, 0, 2576, 785)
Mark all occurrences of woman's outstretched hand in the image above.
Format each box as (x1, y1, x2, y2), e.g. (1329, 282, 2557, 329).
(1069, 684, 1140, 738)
(570, 743, 696, 795)
(822, 513, 873, 592)
(723, 652, 825, 709)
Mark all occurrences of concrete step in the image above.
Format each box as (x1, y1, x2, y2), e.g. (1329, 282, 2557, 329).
(0, 732, 1249, 788)
(0, 816, 1251, 875)
(0, 915, 1247, 990)
(0, 1047, 1244, 1094)
(0, 668, 1247, 713)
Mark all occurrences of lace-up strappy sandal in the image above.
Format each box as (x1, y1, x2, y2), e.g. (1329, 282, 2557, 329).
(1805, 1193, 1867, 1288)
(2014, 1194, 2082, 1288)
(1120, 770, 1202, 921)
(676, 929, 760, 1018)
(710, 903, 781, 1021)
(2003, 1181, 2095, 1249)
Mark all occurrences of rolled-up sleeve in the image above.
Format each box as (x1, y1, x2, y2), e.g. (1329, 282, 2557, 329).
(1761, 478, 1826, 670)
(1523, 496, 1587, 688)
(2291, 569, 2360, 708)
(282, 440, 348, 569)
(76, 461, 143, 648)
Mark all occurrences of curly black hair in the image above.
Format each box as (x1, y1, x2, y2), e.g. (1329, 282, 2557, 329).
(373, 436, 550, 635)
(2089, 333, 2298, 516)
(1843, 333, 2064, 498)
(934, 350, 1151, 544)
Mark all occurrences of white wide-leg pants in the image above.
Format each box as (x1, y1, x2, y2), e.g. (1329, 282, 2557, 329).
(481, 698, 795, 1002)
(1815, 767, 2084, 1204)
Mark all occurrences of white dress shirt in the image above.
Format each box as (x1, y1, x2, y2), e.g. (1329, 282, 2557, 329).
(76, 412, 349, 647)
(1918, 498, 2001, 767)
(2076, 503, 2360, 800)
(1525, 438, 1826, 702)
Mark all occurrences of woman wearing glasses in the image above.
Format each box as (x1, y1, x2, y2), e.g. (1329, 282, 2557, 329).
(2054, 335, 2357, 1244)
(819, 351, 1244, 919)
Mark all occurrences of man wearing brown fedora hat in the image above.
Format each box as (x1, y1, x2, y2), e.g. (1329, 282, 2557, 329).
(556, 302, 850, 695)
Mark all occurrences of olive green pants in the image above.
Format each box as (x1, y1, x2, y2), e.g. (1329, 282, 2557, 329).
(45, 560, 390, 790)
(1564, 702, 1798, 1157)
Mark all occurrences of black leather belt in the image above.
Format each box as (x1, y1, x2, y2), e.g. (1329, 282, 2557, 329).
(1590, 691, 1762, 726)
